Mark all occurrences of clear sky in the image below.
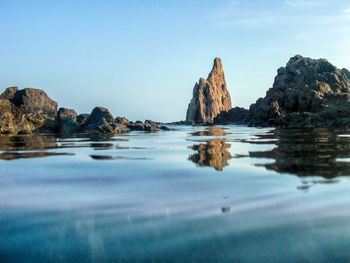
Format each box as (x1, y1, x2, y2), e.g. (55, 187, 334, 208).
(1, 0, 349, 122)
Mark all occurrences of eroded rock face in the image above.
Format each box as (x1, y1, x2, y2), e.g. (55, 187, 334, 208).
(0, 99, 41, 134)
(186, 58, 232, 123)
(249, 55, 350, 127)
(0, 87, 58, 120)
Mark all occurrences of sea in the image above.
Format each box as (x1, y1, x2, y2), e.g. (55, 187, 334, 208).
(1, 125, 350, 262)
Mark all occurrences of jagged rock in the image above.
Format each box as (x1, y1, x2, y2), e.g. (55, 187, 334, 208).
(0, 87, 58, 120)
(0, 87, 18, 100)
(186, 58, 232, 124)
(77, 114, 89, 123)
(57, 107, 77, 121)
(248, 55, 350, 127)
(0, 99, 38, 134)
(213, 107, 250, 124)
(80, 107, 122, 133)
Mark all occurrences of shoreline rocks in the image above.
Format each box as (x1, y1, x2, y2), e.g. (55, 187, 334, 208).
(0, 87, 170, 135)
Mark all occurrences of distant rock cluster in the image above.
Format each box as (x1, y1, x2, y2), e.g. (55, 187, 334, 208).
(211, 55, 350, 128)
(0, 87, 169, 135)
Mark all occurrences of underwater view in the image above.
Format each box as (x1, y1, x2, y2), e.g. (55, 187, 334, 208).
(2, 126, 350, 262)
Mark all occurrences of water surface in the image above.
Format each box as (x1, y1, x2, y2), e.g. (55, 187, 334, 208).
(1, 126, 350, 262)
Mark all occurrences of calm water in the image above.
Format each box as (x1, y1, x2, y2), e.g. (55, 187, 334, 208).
(1, 126, 350, 262)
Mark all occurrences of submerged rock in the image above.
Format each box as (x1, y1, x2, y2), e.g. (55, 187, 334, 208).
(186, 58, 232, 124)
(0, 87, 58, 120)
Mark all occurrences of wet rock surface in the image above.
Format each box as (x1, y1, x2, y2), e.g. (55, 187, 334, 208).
(186, 58, 232, 124)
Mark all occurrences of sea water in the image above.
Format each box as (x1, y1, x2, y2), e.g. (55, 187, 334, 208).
(1, 126, 350, 262)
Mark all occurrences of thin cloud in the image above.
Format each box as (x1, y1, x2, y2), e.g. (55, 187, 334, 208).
(212, 1, 349, 29)
(285, 0, 325, 7)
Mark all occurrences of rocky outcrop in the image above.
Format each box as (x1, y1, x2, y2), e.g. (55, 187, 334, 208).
(249, 55, 350, 127)
(0, 87, 58, 120)
(214, 55, 350, 128)
(80, 107, 122, 134)
(186, 58, 232, 124)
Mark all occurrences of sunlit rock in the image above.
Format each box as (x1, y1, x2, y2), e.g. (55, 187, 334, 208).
(186, 58, 232, 124)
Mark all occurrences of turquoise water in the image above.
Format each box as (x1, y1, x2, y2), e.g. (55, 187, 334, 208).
(1, 126, 350, 262)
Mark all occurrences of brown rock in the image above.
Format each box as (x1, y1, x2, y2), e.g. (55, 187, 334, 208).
(186, 58, 232, 123)
(0, 87, 58, 120)
(81, 107, 121, 133)
(0, 99, 41, 134)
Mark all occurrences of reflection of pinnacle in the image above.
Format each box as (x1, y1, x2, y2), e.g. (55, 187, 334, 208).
(189, 138, 232, 171)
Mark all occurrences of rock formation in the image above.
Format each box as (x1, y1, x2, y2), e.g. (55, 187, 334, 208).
(186, 58, 232, 123)
(0, 99, 37, 134)
(0, 87, 58, 120)
(214, 55, 350, 128)
(80, 107, 122, 134)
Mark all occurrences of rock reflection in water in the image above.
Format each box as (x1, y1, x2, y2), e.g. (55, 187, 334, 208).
(190, 127, 231, 137)
(247, 128, 350, 179)
(189, 138, 232, 171)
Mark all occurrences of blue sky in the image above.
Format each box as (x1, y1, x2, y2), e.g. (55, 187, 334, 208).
(1, 0, 349, 121)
